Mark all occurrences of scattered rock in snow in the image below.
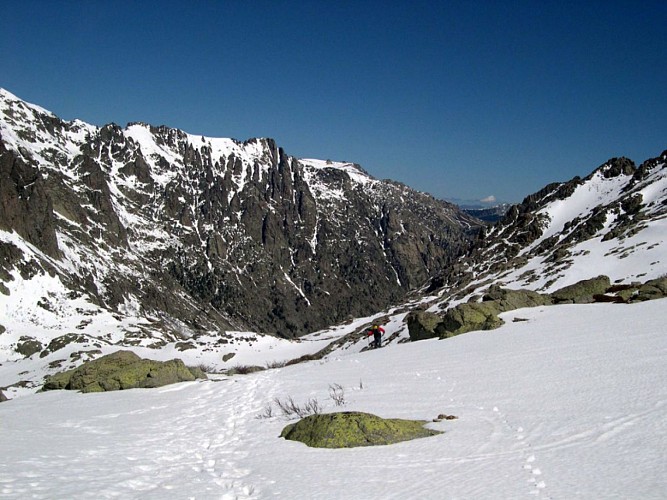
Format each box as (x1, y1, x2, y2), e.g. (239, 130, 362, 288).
(433, 414, 458, 422)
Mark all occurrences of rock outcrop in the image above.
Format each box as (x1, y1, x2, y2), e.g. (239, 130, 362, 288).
(407, 287, 552, 341)
(42, 350, 206, 393)
(280, 411, 442, 448)
(408, 275, 667, 342)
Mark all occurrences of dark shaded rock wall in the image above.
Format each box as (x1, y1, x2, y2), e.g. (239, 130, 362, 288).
(0, 92, 481, 339)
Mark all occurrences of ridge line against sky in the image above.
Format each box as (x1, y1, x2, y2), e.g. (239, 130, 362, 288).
(2, 0, 665, 203)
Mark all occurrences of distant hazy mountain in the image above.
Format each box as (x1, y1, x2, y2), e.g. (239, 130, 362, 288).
(461, 204, 512, 223)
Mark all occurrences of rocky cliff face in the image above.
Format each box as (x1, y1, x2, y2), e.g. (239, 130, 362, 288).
(0, 89, 480, 350)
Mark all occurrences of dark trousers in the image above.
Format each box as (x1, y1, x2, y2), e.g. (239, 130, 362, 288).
(373, 333, 382, 348)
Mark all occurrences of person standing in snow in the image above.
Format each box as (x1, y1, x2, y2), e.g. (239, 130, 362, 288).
(368, 324, 385, 349)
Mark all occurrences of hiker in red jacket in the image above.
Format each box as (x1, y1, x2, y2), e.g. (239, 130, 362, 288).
(368, 324, 385, 349)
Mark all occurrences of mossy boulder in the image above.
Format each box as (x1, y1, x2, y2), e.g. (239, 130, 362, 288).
(280, 411, 441, 448)
(482, 285, 553, 310)
(634, 277, 667, 301)
(406, 310, 445, 341)
(439, 301, 504, 338)
(551, 275, 611, 304)
(408, 287, 552, 341)
(42, 350, 207, 393)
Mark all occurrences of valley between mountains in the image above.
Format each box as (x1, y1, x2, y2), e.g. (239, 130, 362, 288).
(0, 88, 665, 398)
(1, 88, 666, 500)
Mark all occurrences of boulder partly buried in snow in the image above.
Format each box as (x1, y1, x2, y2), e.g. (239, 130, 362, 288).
(406, 310, 446, 341)
(280, 411, 442, 448)
(439, 301, 505, 337)
(635, 277, 667, 301)
(42, 350, 207, 393)
(407, 287, 553, 341)
(551, 275, 611, 304)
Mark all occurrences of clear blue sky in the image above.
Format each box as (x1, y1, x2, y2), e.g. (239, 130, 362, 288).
(2, 1, 665, 203)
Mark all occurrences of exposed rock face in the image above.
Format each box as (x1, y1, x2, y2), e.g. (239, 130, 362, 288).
(42, 350, 206, 392)
(15, 337, 43, 358)
(280, 411, 442, 448)
(0, 89, 481, 351)
(0, 142, 60, 259)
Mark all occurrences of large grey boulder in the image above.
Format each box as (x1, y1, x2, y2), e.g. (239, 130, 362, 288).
(42, 350, 206, 393)
(482, 285, 553, 310)
(439, 301, 505, 338)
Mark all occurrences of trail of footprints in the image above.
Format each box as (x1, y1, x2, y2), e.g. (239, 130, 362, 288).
(491, 406, 550, 498)
(179, 377, 262, 499)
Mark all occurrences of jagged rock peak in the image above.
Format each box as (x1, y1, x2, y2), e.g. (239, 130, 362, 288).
(589, 156, 636, 179)
(0, 89, 480, 356)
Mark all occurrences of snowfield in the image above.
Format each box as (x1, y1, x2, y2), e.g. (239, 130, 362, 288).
(1, 299, 666, 499)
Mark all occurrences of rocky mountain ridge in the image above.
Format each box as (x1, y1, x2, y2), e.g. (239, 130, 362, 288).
(423, 151, 667, 307)
(0, 88, 479, 375)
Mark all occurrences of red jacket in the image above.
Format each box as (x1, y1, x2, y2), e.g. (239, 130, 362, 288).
(368, 326, 385, 336)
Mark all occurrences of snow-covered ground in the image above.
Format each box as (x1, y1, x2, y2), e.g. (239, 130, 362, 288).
(1, 299, 665, 499)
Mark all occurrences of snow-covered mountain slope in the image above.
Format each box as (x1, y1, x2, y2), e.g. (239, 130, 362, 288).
(426, 153, 667, 306)
(2, 298, 665, 499)
(0, 88, 480, 389)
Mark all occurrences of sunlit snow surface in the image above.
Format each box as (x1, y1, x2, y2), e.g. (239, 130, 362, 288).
(1, 299, 665, 499)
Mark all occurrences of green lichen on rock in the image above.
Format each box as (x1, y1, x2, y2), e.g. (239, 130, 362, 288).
(551, 275, 611, 303)
(482, 285, 553, 310)
(280, 411, 442, 448)
(407, 286, 552, 341)
(406, 310, 446, 341)
(439, 301, 504, 337)
(42, 350, 207, 393)
(635, 277, 667, 301)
